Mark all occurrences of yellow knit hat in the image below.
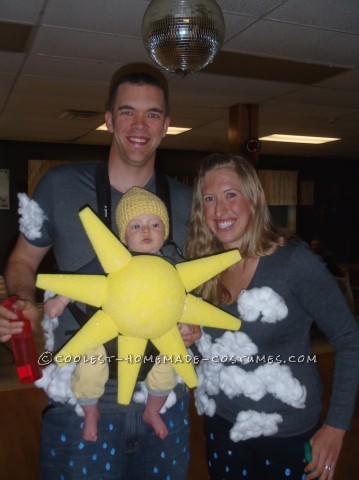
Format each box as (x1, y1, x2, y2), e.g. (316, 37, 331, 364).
(116, 187, 170, 244)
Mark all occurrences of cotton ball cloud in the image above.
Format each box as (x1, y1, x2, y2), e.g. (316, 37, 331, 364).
(195, 333, 220, 415)
(195, 330, 262, 413)
(196, 330, 213, 357)
(197, 355, 222, 397)
(254, 363, 307, 408)
(35, 363, 83, 417)
(197, 330, 257, 361)
(238, 287, 288, 323)
(194, 362, 217, 416)
(18, 193, 46, 240)
(219, 366, 266, 401)
(196, 331, 258, 399)
(210, 331, 258, 362)
(230, 410, 283, 442)
(195, 327, 306, 418)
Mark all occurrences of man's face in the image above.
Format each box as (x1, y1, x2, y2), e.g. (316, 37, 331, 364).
(105, 82, 170, 168)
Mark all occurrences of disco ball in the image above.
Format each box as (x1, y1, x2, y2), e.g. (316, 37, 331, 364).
(142, 0, 225, 76)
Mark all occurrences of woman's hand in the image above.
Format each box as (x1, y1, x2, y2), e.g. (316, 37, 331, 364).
(305, 424, 345, 479)
(179, 323, 201, 347)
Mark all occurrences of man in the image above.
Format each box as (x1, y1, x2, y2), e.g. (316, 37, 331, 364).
(0, 63, 198, 479)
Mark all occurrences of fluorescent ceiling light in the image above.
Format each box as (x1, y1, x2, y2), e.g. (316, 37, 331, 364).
(166, 127, 191, 135)
(96, 124, 191, 135)
(259, 134, 340, 144)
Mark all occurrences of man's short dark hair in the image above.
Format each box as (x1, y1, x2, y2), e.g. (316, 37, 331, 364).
(107, 63, 169, 116)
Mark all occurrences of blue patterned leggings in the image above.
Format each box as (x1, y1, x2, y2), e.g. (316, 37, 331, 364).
(205, 414, 319, 480)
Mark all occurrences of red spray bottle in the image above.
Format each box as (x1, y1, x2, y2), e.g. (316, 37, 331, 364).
(2, 295, 42, 383)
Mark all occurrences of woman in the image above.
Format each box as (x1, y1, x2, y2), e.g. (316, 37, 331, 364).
(185, 153, 359, 480)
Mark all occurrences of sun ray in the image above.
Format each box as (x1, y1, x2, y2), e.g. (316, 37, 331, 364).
(181, 293, 241, 331)
(56, 310, 118, 364)
(117, 336, 148, 404)
(176, 249, 241, 292)
(79, 207, 132, 273)
(152, 326, 198, 389)
(37, 274, 108, 308)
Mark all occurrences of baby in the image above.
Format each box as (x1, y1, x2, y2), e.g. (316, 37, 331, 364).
(45, 187, 191, 440)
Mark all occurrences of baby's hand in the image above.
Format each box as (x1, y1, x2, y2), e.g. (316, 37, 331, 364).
(44, 295, 70, 319)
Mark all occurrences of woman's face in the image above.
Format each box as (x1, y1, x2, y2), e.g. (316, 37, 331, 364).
(202, 167, 251, 250)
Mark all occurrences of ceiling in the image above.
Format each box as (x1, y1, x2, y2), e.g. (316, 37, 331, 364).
(0, 0, 359, 159)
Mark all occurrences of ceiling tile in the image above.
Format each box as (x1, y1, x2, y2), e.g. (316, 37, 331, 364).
(42, 0, 147, 36)
(0, 52, 25, 74)
(31, 26, 148, 63)
(0, 0, 44, 24)
(225, 20, 359, 68)
(267, 0, 359, 33)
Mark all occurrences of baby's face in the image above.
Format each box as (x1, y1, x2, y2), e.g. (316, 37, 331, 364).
(125, 213, 165, 254)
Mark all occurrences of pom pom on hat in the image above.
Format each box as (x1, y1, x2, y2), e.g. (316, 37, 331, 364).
(116, 187, 169, 244)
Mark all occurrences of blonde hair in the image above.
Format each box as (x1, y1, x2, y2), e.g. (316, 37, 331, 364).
(184, 153, 287, 304)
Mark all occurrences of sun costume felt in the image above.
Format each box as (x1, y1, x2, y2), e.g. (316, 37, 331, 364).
(36, 206, 241, 404)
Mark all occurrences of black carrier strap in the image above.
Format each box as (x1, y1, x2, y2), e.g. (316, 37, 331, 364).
(96, 161, 112, 229)
(155, 170, 173, 244)
(65, 302, 90, 336)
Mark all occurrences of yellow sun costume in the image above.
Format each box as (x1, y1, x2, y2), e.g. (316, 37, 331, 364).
(37, 207, 242, 404)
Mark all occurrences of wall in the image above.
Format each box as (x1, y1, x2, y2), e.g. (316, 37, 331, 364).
(259, 155, 359, 263)
(1, 140, 358, 273)
(0, 141, 109, 273)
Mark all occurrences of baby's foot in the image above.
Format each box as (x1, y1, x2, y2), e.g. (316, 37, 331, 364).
(82, 408, 100, 442)
(143, 409, 168, 439)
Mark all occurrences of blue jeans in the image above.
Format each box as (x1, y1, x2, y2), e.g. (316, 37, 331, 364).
(40, 392, 190, 479)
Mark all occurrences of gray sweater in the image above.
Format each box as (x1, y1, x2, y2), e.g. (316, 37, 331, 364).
(199, 240, 359, 437)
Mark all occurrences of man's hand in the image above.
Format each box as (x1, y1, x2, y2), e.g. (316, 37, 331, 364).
(0, 298, 40, 342)
(0, 301, 23, 342)
(1, 233, 51, 342)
